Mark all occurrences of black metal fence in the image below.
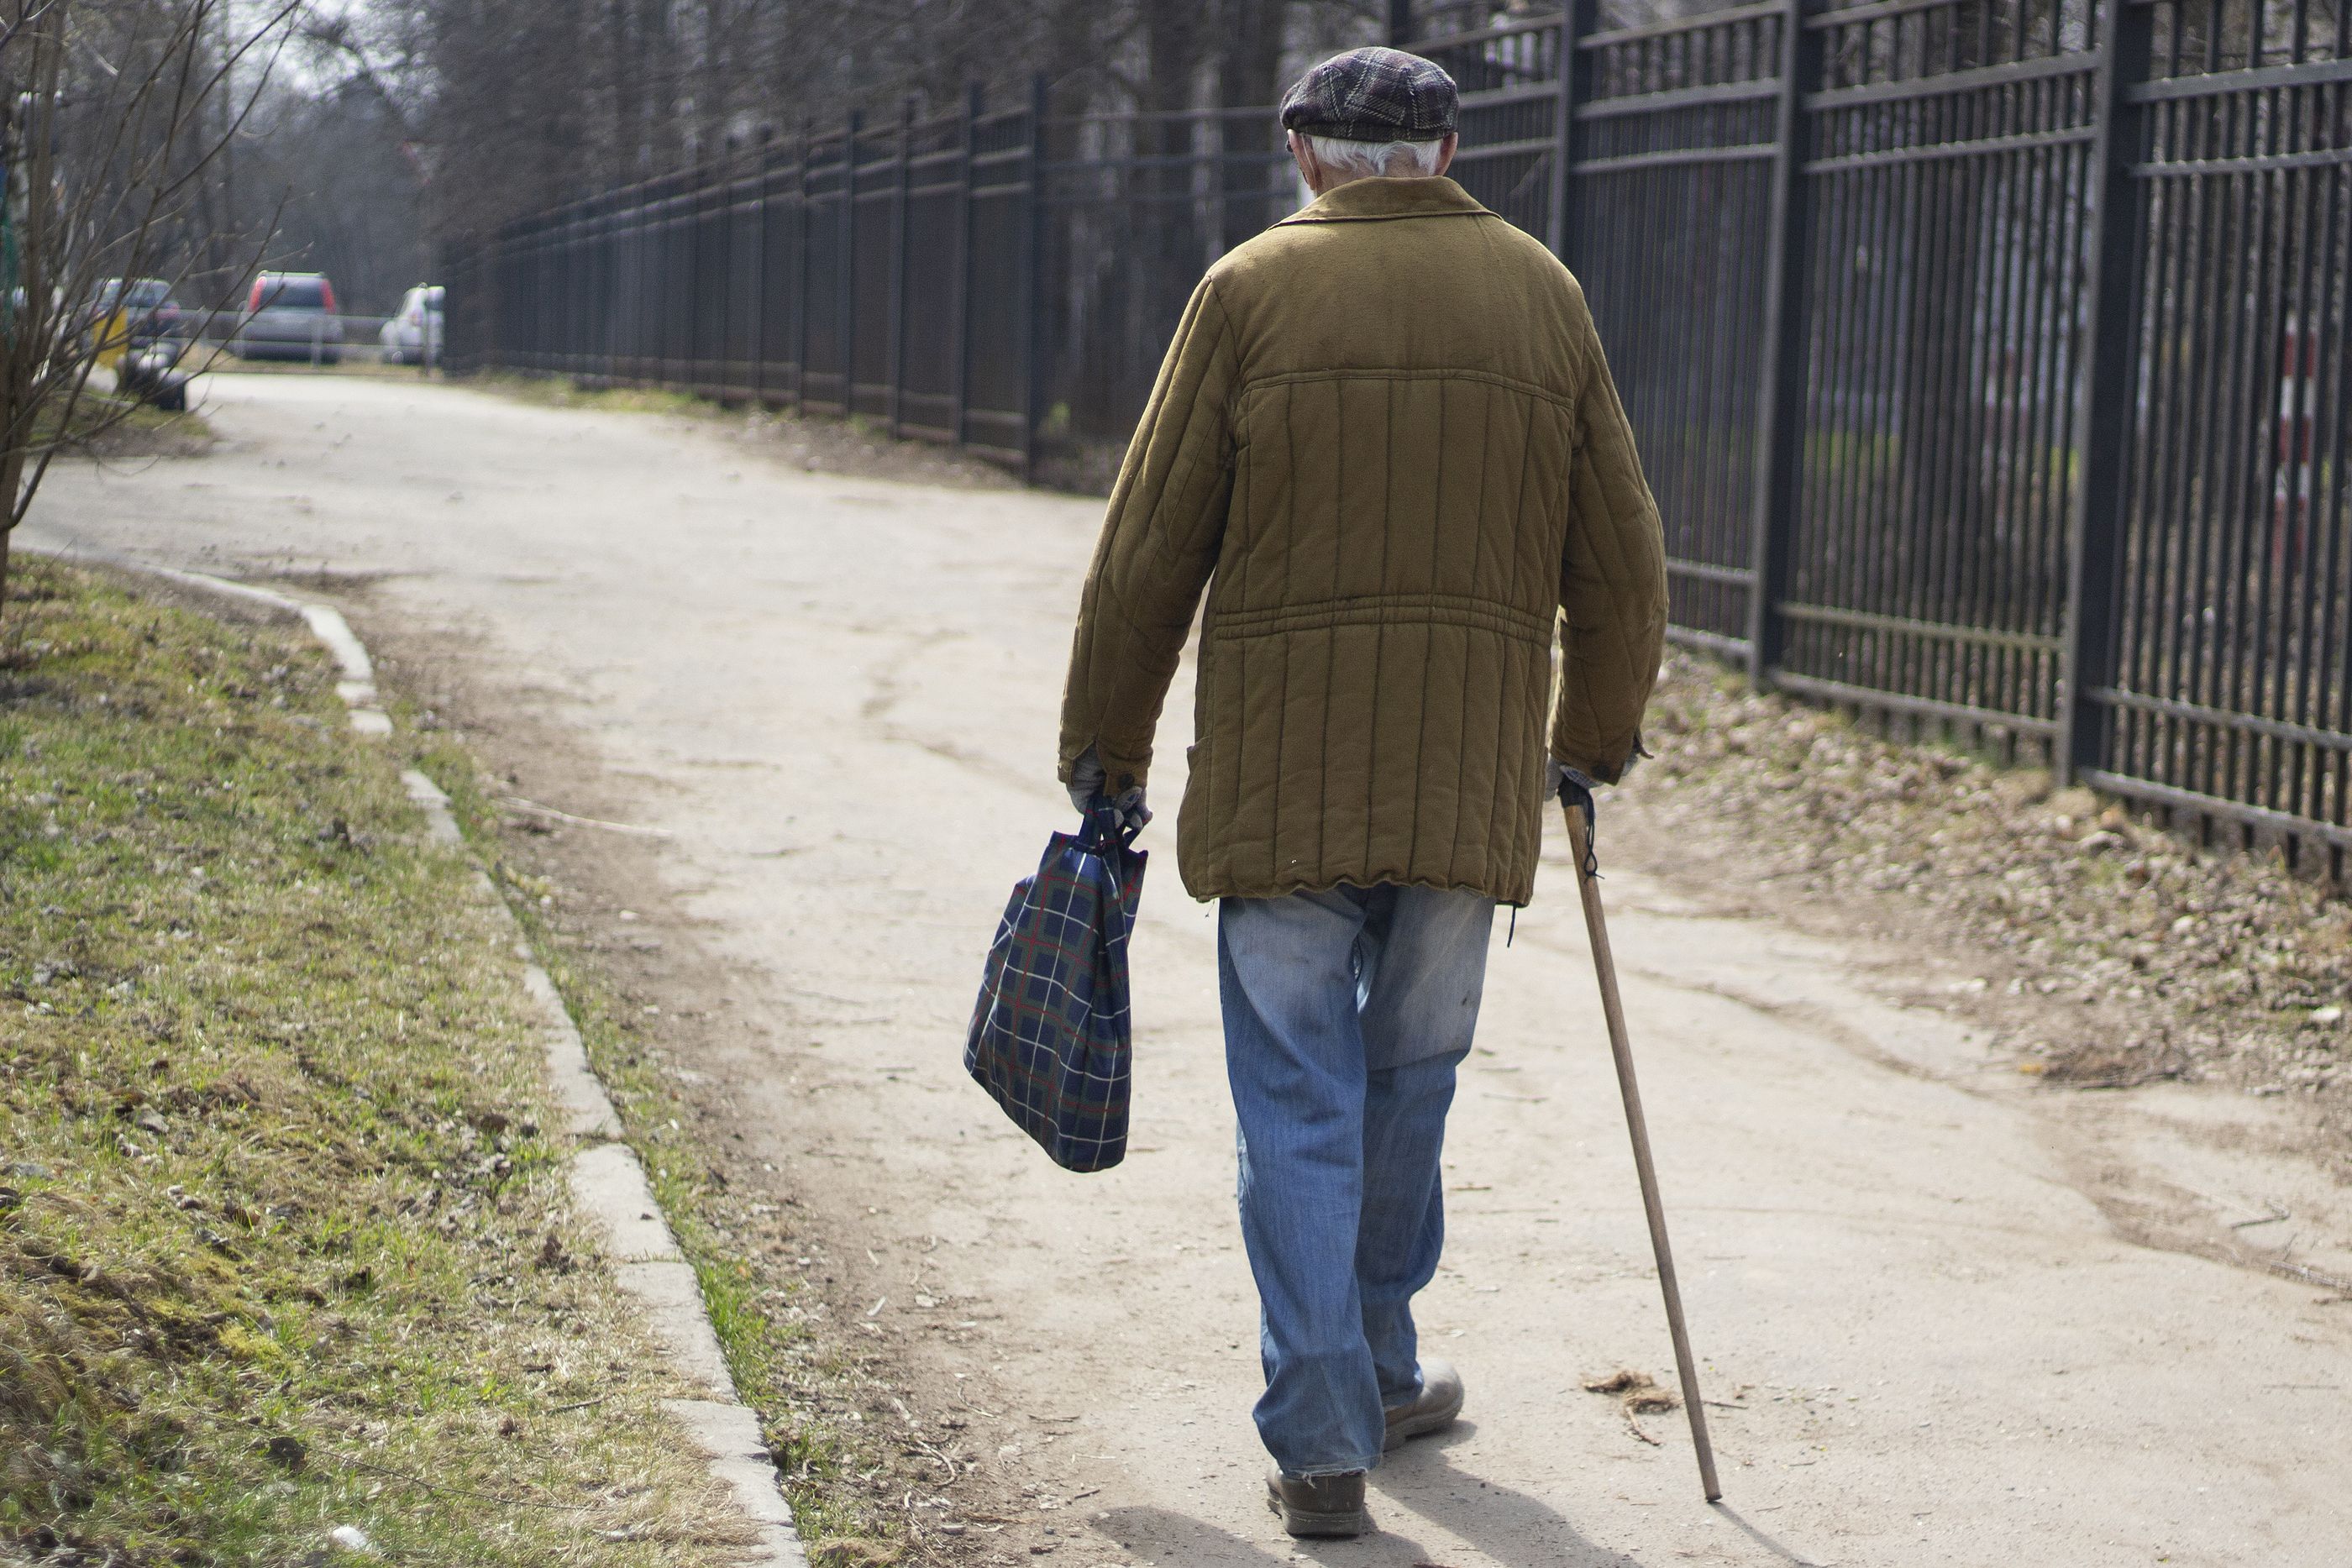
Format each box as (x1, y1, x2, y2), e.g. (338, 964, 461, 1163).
(442, 86, 1294, 476)
(445, 0, 2352, 874)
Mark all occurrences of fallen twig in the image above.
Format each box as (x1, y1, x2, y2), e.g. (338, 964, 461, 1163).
(2264, 1256, 2352, 1294)
(906, 1435, 958, 1482)
(501, 794, 671, 838)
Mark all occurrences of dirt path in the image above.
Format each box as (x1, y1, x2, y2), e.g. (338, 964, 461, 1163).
(29, 373, 2352, 1568)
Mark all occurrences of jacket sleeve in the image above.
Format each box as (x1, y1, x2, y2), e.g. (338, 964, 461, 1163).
(1058, 275, 1239, 794)
(1551, 300, 1668, 784)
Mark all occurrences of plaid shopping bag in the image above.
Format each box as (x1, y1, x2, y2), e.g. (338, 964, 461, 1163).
(964, 804, 1146, 1172)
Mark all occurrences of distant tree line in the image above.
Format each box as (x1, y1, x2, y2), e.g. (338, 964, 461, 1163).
(260, 0, 2329, 313)
(293, 0, 1467, 243)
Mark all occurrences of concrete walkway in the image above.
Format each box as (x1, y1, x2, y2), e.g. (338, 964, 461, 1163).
(29, 372, 2352, 1568)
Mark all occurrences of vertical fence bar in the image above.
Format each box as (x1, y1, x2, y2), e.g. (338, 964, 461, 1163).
(2059, 0, 2156, 785)
(1022, 74, 1050, 485)
(839, 108, 861, 416)
(710, 159, 729, 396)
(795, 121, 813, 411)
(1546, 0, 1597, 261)
(888, 97, 913, 438)
(749, 134, 771, 404)
(1389, 0, 1415, 48)
(953, 82, 980, 448)
(1745, 0, 1821, 685)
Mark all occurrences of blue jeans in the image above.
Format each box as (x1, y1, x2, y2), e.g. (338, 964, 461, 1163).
(1218, 883, 1497, 1476)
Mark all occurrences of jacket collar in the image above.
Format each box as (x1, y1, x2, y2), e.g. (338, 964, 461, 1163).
(1275, 175, 1494, 227)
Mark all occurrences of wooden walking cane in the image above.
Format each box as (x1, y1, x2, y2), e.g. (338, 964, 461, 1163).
(1562, 796, 1723, 1502)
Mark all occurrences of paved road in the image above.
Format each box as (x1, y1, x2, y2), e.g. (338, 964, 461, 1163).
(30, 373, 2352, 1568)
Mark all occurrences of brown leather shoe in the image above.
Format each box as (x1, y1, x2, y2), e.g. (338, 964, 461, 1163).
(1383, 1357, 1465, 1450)
(1265, 1465, 1372, 1538)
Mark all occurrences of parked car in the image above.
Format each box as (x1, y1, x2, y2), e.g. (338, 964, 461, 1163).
(89, 277, 183, 347)
(233, 272, 343, 363)
(379, 284, 444, 365)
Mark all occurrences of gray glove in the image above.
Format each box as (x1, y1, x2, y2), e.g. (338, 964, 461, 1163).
(1547, 756, 1598, 843)
(1068, 745, 1151, 835)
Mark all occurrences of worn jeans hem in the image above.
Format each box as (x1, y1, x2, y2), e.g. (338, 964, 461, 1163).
(1282, 1462, 1374, 1481)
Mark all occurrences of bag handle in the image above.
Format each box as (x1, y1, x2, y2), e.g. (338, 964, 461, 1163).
(1079, 802, 1142, 928)
(1080, 799, 1142, 856)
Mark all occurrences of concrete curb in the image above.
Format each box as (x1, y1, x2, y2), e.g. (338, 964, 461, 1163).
(71, 558, 808, 1568)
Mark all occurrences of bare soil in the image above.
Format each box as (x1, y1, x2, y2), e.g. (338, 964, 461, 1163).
(1613, 653, 2351, 1183)
(369, 627, 1048, 1566)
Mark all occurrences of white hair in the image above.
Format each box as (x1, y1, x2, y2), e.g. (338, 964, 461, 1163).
(1303, 133, 1445, 180)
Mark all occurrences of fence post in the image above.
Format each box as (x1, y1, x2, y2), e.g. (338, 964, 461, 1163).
(839, 108, 861, 417)
(1745, 0, 1822, 689)
(953, 82, 981, 448)
(1546, 0, 1597, 263)
(675, 178, 693, 387)
(710, 159, 729, 396)
(748, 133, 771, 405)
(795, 120, 813, 412)
(887, 97, 913, 438)
(1022, 73, 1050, 485)
(1387, 0, 1414, 46)
(2058, 0, 2155, 786)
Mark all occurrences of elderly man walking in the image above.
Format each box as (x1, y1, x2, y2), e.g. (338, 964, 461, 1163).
(1058, 45, 1667, 1539)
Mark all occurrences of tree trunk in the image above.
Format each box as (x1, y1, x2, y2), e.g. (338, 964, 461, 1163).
(0, 441, 24, 627)
(1218, 0, 1291, 252)
(1140, 3, 1207, 374)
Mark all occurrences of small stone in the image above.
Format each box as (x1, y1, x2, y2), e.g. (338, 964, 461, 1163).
(328, 1524, 375, 1554)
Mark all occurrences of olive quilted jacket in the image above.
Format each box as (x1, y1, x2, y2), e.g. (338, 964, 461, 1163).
(1058, 176, 1667, 905)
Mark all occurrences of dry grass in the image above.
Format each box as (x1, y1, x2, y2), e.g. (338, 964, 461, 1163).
(181, 346, 421, 380)
(0, 560, 753, 1566)
(459, 373, 1016, 492)
(1638, 650, 2352, 1113)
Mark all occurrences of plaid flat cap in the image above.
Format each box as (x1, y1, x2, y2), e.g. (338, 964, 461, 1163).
(1279, 46, 1457, 143)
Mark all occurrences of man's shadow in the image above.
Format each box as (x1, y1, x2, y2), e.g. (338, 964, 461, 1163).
(1091, 1424, 1823, 1567)
(1389, 1428, 1824, 1568)
(1093, 1422, 1641, 1568)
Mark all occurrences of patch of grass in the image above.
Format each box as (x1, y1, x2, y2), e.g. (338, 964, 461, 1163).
(76, 401, 216, 461)
(26, 391, 213, 462)
(0, 559, 750, 1566)
(179, 344, 425, 381)
(412, 738, 911, 1565)
(464, 373, 721, 420)
(459, 371, 1018, 499)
